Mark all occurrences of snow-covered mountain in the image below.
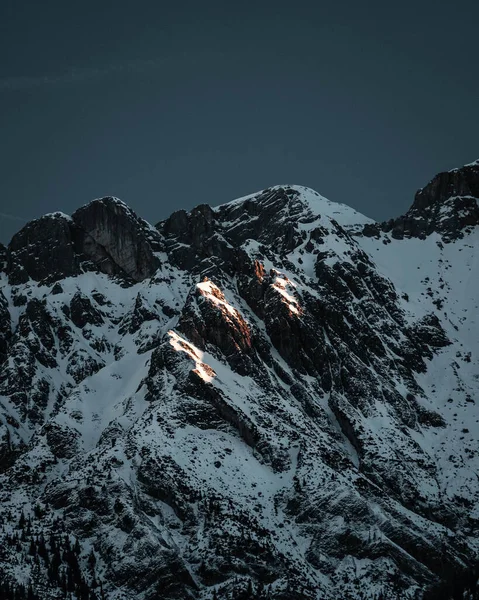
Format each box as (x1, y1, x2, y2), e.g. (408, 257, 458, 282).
(1, 161, 479, 600)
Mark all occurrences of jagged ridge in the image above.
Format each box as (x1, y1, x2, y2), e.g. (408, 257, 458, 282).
(0, 162, 478, 599)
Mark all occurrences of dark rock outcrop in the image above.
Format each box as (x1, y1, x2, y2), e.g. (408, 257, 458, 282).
(0, 242, 7, 273)
(0, 290, 11, 362)
(72, 197, 161, 281)
(363, 160, 479, 241)
(0, 165, 478, 600)
(413, 161, 479, 212)
(7, 213, 83, 284)
(6, 197, 163, 285)
(69, 292, 104, 329)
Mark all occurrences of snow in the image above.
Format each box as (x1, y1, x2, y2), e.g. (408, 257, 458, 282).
(56, 348, 151, 450)
(287, 185, 374, 227)
(81, 195, 131, 211)
(2, 174, 479, 599)
(196, 279, 239, 319)
(168, 330, 216, 382)
(42, 211, 73, 221)
(271, 273, 301, 315)
(450, 158, 479, 171)
(357, 227, 479, 505)
(214, 184, 374, 229)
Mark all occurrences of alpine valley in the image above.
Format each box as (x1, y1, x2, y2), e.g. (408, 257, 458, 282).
(1, 160, 479, 600)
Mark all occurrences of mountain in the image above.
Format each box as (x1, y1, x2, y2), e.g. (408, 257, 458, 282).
(0, 162, 479, 600)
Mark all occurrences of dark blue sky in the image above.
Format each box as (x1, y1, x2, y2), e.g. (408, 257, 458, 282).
(1, 1, 478, 243)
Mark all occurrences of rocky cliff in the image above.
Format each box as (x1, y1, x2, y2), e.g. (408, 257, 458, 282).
(0, 162, 479, 599)
(364, 159, 479, 242)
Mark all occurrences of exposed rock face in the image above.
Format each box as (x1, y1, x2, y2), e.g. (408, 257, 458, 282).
(72, 196, 162, 281)
(7, 213, 83, 284)
(0, 170, 479, 600)
(364, 160, 479, 241)
(413, 160, 479, 211)
(5, 197, 163, 286)
(0, 290, 11, 362)
(159, 204, 222, 271)
(177, 279, 254, 373)
(69, 291, 105, 329)
(0, 242, 7, 273)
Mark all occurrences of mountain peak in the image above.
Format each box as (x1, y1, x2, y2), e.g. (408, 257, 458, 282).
(216, 184, 374, 229)
(366, 159, 479, 241)
(450, 157, 479, 171)
(72, 195, 161, 281)
(1, 159, 479, 599)
(76, 195, 135, 216)
(7, 210, 83, 284)
(413, 159, 479, 212)
(5, 196, 162, 285)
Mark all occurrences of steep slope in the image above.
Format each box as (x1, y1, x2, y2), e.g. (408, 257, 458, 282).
(366, 159, 479, 241)
(0, 165, 478, 599)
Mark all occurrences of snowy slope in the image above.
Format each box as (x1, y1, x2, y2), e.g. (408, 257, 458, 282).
(0, 165, 478, 600)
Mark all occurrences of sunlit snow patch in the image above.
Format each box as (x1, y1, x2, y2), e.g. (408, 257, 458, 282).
(168, 330, 216, 382)
(196, 279, 239, 319)
(271, 272, 301, 315)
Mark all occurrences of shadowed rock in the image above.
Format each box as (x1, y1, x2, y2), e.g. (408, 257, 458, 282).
(363, 160, 479, 241)
(72, 196, 161, 281)
(7, 213, 83, 284)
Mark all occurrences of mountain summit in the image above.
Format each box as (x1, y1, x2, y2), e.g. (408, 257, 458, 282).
(371, 159, 479, 241)
(0, 161, 478, 599)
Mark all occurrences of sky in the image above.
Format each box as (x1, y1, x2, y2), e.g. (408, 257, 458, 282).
(0, 0, 478, 244)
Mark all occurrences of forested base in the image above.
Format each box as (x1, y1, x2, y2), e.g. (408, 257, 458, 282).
(0, 509, 106, 600)
(423, 564, 479, 600)
(0, 581, 38, 600)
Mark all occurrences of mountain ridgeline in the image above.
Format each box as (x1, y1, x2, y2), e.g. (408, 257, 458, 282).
(1, 160, 479, 599)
